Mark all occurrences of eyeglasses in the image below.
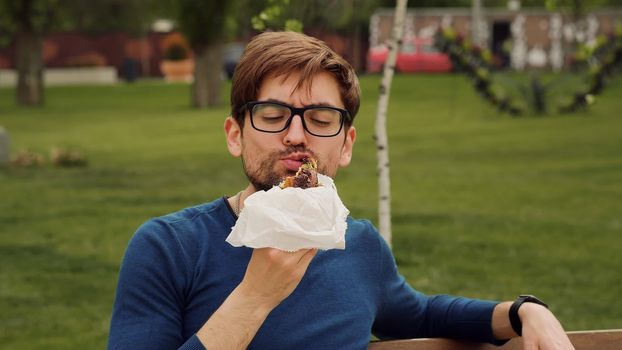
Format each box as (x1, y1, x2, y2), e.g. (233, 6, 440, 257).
(242, 101, 349, 137)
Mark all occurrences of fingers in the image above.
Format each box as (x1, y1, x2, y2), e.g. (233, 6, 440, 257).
(297, 248, 318, 265)
(262, 247, 317, 264)
(242, 247, 318, 306)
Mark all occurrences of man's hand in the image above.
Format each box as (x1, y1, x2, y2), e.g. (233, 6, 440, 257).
(519, 303, 575, 350)
(492, 301, 575, 350)
(196, 247, 317, 349)
(239, 247, 318, 309)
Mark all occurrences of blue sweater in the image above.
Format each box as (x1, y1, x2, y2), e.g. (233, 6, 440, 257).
(108, 198, 501, 349)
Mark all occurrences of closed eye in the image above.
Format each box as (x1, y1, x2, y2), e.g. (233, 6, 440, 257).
(308, 118, 332, 127)
(260, 114, 287, 123)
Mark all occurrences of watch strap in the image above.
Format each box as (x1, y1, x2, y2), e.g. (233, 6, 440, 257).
(509, 295, 548, 336)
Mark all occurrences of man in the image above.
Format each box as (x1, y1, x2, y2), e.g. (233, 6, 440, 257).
(108, 31, 574, 350)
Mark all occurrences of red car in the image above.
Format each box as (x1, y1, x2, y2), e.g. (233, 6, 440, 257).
(367, 37, 452, 73)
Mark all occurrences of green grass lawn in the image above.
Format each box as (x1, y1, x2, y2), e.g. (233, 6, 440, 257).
(1, 74, 621, 348)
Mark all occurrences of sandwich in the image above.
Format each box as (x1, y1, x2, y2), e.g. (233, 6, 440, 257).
(280, 157, 319, 189)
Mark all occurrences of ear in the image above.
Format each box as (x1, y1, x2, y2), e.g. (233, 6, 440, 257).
(339, 126, 356, 168)
(224, 116, 242, 157)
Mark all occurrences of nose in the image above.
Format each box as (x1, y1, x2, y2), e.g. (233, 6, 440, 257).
(283, 114, 308, 146)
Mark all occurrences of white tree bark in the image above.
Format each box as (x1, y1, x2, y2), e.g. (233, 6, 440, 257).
(471, 0, 483, 47)
(511, 14, 527, 71)
(375, 0, 408, 248)
(549, 13, 564, 72)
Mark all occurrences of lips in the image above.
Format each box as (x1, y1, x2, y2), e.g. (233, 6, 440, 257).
(280, 153, 312, 172)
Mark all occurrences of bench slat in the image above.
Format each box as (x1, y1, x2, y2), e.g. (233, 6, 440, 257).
(368, 329, 622, 350)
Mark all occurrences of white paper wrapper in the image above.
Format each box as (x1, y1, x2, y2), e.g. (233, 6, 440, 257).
(226, 174, 349, 251)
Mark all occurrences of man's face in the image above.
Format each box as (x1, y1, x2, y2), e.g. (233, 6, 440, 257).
(225, 71, 356, 191)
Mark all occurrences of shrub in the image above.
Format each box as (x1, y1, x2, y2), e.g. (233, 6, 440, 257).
(160, 32, 191, 61)
(64, 53, 107, 67)
(163, 43, 189, 61)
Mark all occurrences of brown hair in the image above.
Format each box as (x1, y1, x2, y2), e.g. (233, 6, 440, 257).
(231, 31, 360, 128)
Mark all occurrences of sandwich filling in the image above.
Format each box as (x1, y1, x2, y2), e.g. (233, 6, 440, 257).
(279, 157, 319, 189)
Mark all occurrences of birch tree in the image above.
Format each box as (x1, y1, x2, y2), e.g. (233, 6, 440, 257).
(375, 0, 408, 247)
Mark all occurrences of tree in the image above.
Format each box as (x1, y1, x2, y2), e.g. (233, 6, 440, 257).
(175, 1, 236, 108)
(375, 0, 408, 247)
(0, 0, 70, 106)
(265, 0, 381, 71)
(0, 0, 163, 106)
(304, 0, 381, 71)
(250, 0, 303, 33)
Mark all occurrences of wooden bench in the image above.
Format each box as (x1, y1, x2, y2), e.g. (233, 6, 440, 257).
(369, 329, 622, 350)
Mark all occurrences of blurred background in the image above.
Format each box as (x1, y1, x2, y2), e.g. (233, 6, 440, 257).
(1, 0, 621, 348)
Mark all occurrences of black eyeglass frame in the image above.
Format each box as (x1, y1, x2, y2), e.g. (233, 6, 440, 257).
(241, 100, 350, 137)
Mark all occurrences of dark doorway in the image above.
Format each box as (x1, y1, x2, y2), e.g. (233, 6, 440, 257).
(491, 21, 511, 69)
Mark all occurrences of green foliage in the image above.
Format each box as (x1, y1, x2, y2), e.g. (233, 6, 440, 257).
(284, 19, 304, 33)
(307, 0, 380, 34)
(436, 28, 524, 115)
(542, 0, 616, 14)
(560, 31, 622, 113)
(1, 77, 621, 347)
(0, 0, 163, 43)
(251, 0, 303, 32)
(0, 0, 71, 46)
(393, 0, 470, 7)
(436, 27, 622, 116)
(223, 0, 269, 39)
(375, 0, 622, 8)
(399, 0, 622, 8)
(67, 0, 166, 37)
(249, 0, 381, 35)
(175, 0, 235, 48)
(300, 0, 379, 34)
(163, 43, 189, 61)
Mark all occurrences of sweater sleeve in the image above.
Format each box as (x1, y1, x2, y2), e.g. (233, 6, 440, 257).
(108, 219, 204, 350)
(371, 226, 502, 344)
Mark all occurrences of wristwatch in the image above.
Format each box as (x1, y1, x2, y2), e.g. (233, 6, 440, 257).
(509, 294, 548, 336)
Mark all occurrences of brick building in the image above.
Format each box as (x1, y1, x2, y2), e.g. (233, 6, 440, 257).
(369, 7, 622, 70)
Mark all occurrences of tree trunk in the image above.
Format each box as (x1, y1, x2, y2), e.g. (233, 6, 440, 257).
(140, 38, 150, 77)
(192, 43, 223, 109)
(16, 31, 44, 106)
(192, 46, 209, 109)
(206, 42, 223, 107)
(375, 0, 408, 248)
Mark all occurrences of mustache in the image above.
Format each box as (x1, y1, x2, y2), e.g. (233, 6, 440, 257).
(242, 146, 323, 191)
